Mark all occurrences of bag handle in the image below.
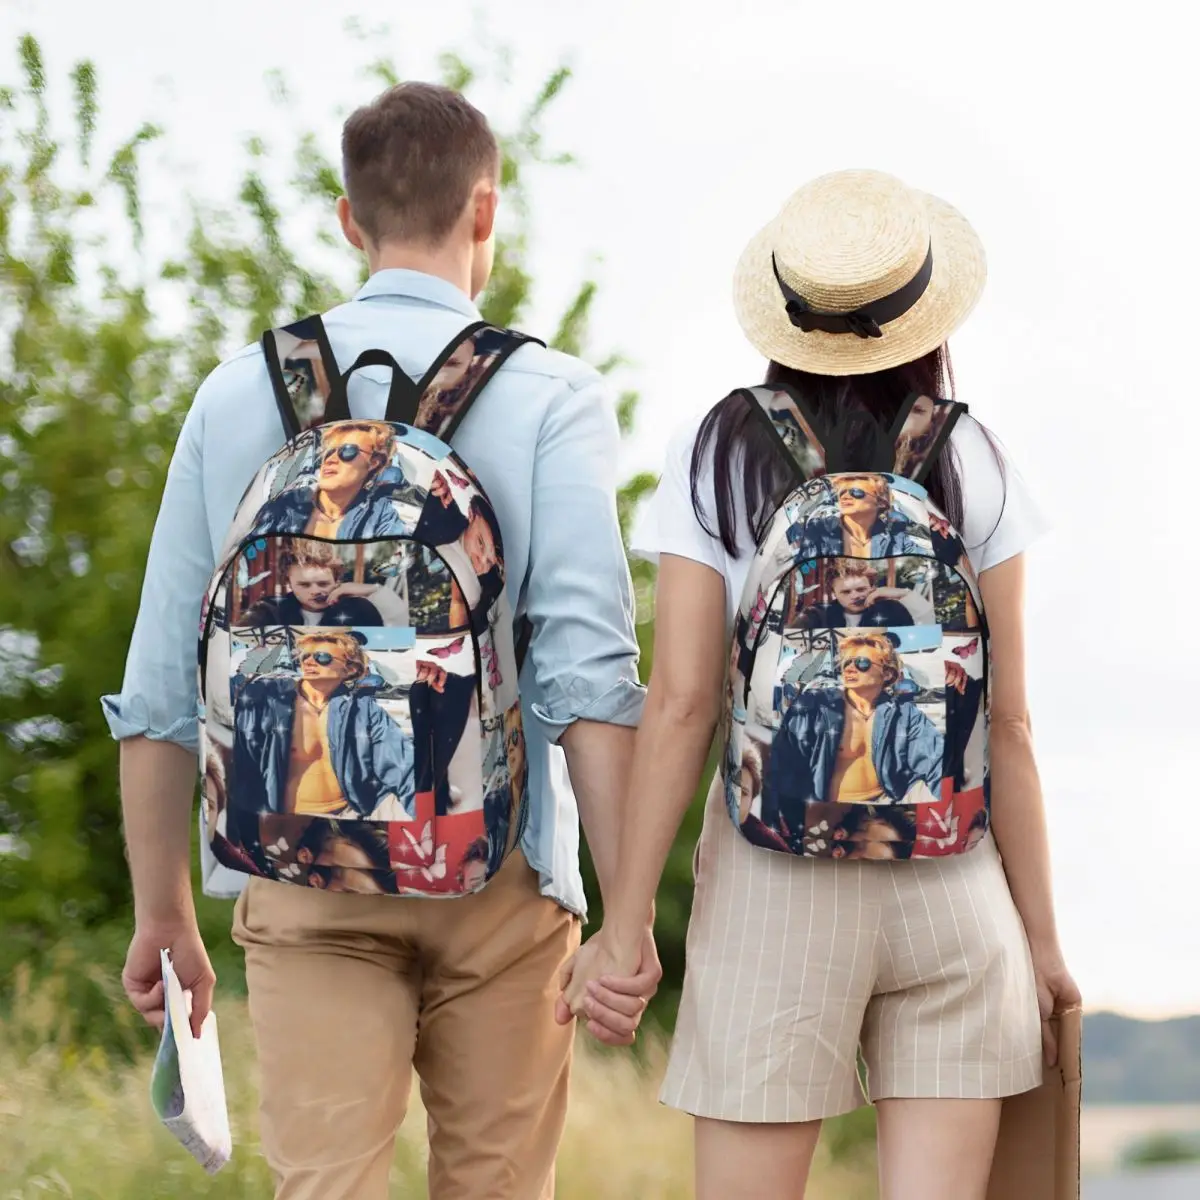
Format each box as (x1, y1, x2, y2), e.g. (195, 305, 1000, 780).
(322, 349, 422, 426)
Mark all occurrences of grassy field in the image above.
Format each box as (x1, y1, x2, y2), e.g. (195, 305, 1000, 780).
(0, 965, 877, 1199)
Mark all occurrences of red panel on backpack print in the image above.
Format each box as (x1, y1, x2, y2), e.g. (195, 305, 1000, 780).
(389, 810, 490, 897)
(913, 786, 987, 858)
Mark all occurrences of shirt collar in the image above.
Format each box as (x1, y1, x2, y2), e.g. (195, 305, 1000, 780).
(353, 269, 481, 320)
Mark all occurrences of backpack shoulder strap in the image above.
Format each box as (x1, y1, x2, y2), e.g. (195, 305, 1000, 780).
(740, 383, 829, 486)
(407, 323, 544, 442)
(261, 314, 343, 439)
(888, 393, 968, 484)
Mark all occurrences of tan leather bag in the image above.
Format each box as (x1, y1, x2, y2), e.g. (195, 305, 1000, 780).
(987, 1007, 1083, 1200)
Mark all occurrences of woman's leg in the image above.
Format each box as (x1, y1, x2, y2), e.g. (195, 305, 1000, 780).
(695, 1117, 823, 1200)
(875, 1097, 1001, 1200)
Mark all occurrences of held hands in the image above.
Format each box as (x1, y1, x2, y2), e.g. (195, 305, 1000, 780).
(554, 926, 662, 1047)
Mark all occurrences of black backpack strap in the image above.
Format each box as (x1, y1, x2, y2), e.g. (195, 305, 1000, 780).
(740, 383, 829, 485)
(323, 348, 420, 425)
(514, 614, 533, 675)
(408, 323, 544, 442)
(261, 315, 343, 439)
(410, 324, 543, 676)
(888, 394, 968, 485)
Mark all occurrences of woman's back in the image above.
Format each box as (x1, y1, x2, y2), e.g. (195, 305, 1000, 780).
(563, 166, 1079, 1200)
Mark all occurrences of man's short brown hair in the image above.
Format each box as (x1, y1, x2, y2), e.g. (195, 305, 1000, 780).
(342, 82, 499, 245)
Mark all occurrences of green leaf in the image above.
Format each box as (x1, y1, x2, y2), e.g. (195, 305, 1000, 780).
(550, 280, 596, 357)
(69, 61, 97, 166)
(616, 389, 641, 436)
(365, 59, 401, 89)
(437, 52, 475, 92)
(19, 34, 46, 100)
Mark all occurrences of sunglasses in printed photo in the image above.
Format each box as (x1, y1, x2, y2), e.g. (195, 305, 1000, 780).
(841, 655, 883, 673)
(299, 649, 352, 667)
(321, 442, 376, 464)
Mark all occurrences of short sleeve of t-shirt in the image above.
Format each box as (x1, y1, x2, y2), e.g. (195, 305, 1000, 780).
(629, 418, 728, 574)
(950, 414, 1050, 574)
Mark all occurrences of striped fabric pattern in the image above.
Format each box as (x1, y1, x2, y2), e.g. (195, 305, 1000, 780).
(661, 778, 1044, 1123)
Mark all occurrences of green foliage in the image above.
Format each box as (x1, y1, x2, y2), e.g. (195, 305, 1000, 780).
(0, 30, 684, 1049)
(1122, 1132, 1200, 1168)
(821, 1103, 878, 1164)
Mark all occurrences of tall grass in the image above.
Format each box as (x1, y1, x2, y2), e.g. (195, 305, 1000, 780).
(0, 965, 877, 1198)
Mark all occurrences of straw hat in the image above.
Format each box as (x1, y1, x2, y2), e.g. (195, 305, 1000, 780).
(732, 169, 986, 376)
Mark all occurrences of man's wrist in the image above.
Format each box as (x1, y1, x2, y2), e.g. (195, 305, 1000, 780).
(134, 891, 197, 931)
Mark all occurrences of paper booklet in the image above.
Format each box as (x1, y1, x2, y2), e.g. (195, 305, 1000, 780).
(149, 948, 232, 1174)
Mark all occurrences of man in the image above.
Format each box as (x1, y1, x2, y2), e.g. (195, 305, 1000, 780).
(790, 472, 926, 558)
(239, 539, 407, 627)
(797, 559, 918, 628)
(457, 837, 491, 891)
(731, 736, 789, 852)
(294, 818, 400, 895)
(763, 631, 944, 838)
(419, 469, 506, 622)
(231, 629, 414, 824)
(407, 656, 476, 816)
(104, 82, 657, 1200)
(251, 420, 405, 539)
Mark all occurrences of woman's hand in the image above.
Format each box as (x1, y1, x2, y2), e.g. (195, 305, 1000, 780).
(555, 926, 660, 1046)
(1030, 942, 1082, 1066)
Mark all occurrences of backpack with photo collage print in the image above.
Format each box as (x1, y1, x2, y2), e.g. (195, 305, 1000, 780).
(196, 316, 542, 900)
(723, 384, 991, 864)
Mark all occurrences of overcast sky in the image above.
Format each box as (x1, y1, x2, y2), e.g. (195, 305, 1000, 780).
(3, 0, 1197, 1018)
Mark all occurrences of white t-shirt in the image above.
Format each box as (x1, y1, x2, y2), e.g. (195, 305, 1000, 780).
(630, 411, 1048, 628)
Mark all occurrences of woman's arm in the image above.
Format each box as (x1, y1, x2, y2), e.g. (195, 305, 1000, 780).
(561, 553, 728, 999)
(981, 553, 1081, 1061)
(980, 554, 1055, 941)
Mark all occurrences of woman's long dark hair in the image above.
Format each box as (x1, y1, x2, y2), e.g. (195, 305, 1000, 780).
(691, 345, 1003, 556)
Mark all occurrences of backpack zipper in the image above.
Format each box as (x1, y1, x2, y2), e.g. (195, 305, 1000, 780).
(739, 554, 986, 708)
(199, 533, 486, 712)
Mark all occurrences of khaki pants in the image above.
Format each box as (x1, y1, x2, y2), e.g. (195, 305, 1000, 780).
(232, 851, 580, 1200)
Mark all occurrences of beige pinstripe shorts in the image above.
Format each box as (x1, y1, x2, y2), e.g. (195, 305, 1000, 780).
(661, 778, 1043, 1123)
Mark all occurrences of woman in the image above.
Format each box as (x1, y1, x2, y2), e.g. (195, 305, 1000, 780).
(560, 170, 1079, 1200)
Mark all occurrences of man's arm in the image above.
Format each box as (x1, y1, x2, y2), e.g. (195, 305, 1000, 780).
(119, 738, 213, 1038)
(522, 369, 657, 1042)
(522, 370, 646, 908)
(102, 395, 219, 1037)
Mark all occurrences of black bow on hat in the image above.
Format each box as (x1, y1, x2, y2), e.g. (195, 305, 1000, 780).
(770, 248, 934, 341)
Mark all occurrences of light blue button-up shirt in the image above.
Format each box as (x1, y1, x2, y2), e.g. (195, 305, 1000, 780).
(101, 269, 646, 917)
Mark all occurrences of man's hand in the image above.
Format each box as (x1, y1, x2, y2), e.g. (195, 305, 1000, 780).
(327, 581, 380, 601)
(554, 926, 661, 1047)
(123, 921, 215, 1040)
(430, 471, 455, 509)
(415, 661, 448, 693)
(945, 660, 970, 695)
(867, 586, 910, 604)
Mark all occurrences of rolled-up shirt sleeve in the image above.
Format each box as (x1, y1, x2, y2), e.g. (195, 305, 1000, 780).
(100, 391, 216, 754)
(524, 372, 646, 742)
